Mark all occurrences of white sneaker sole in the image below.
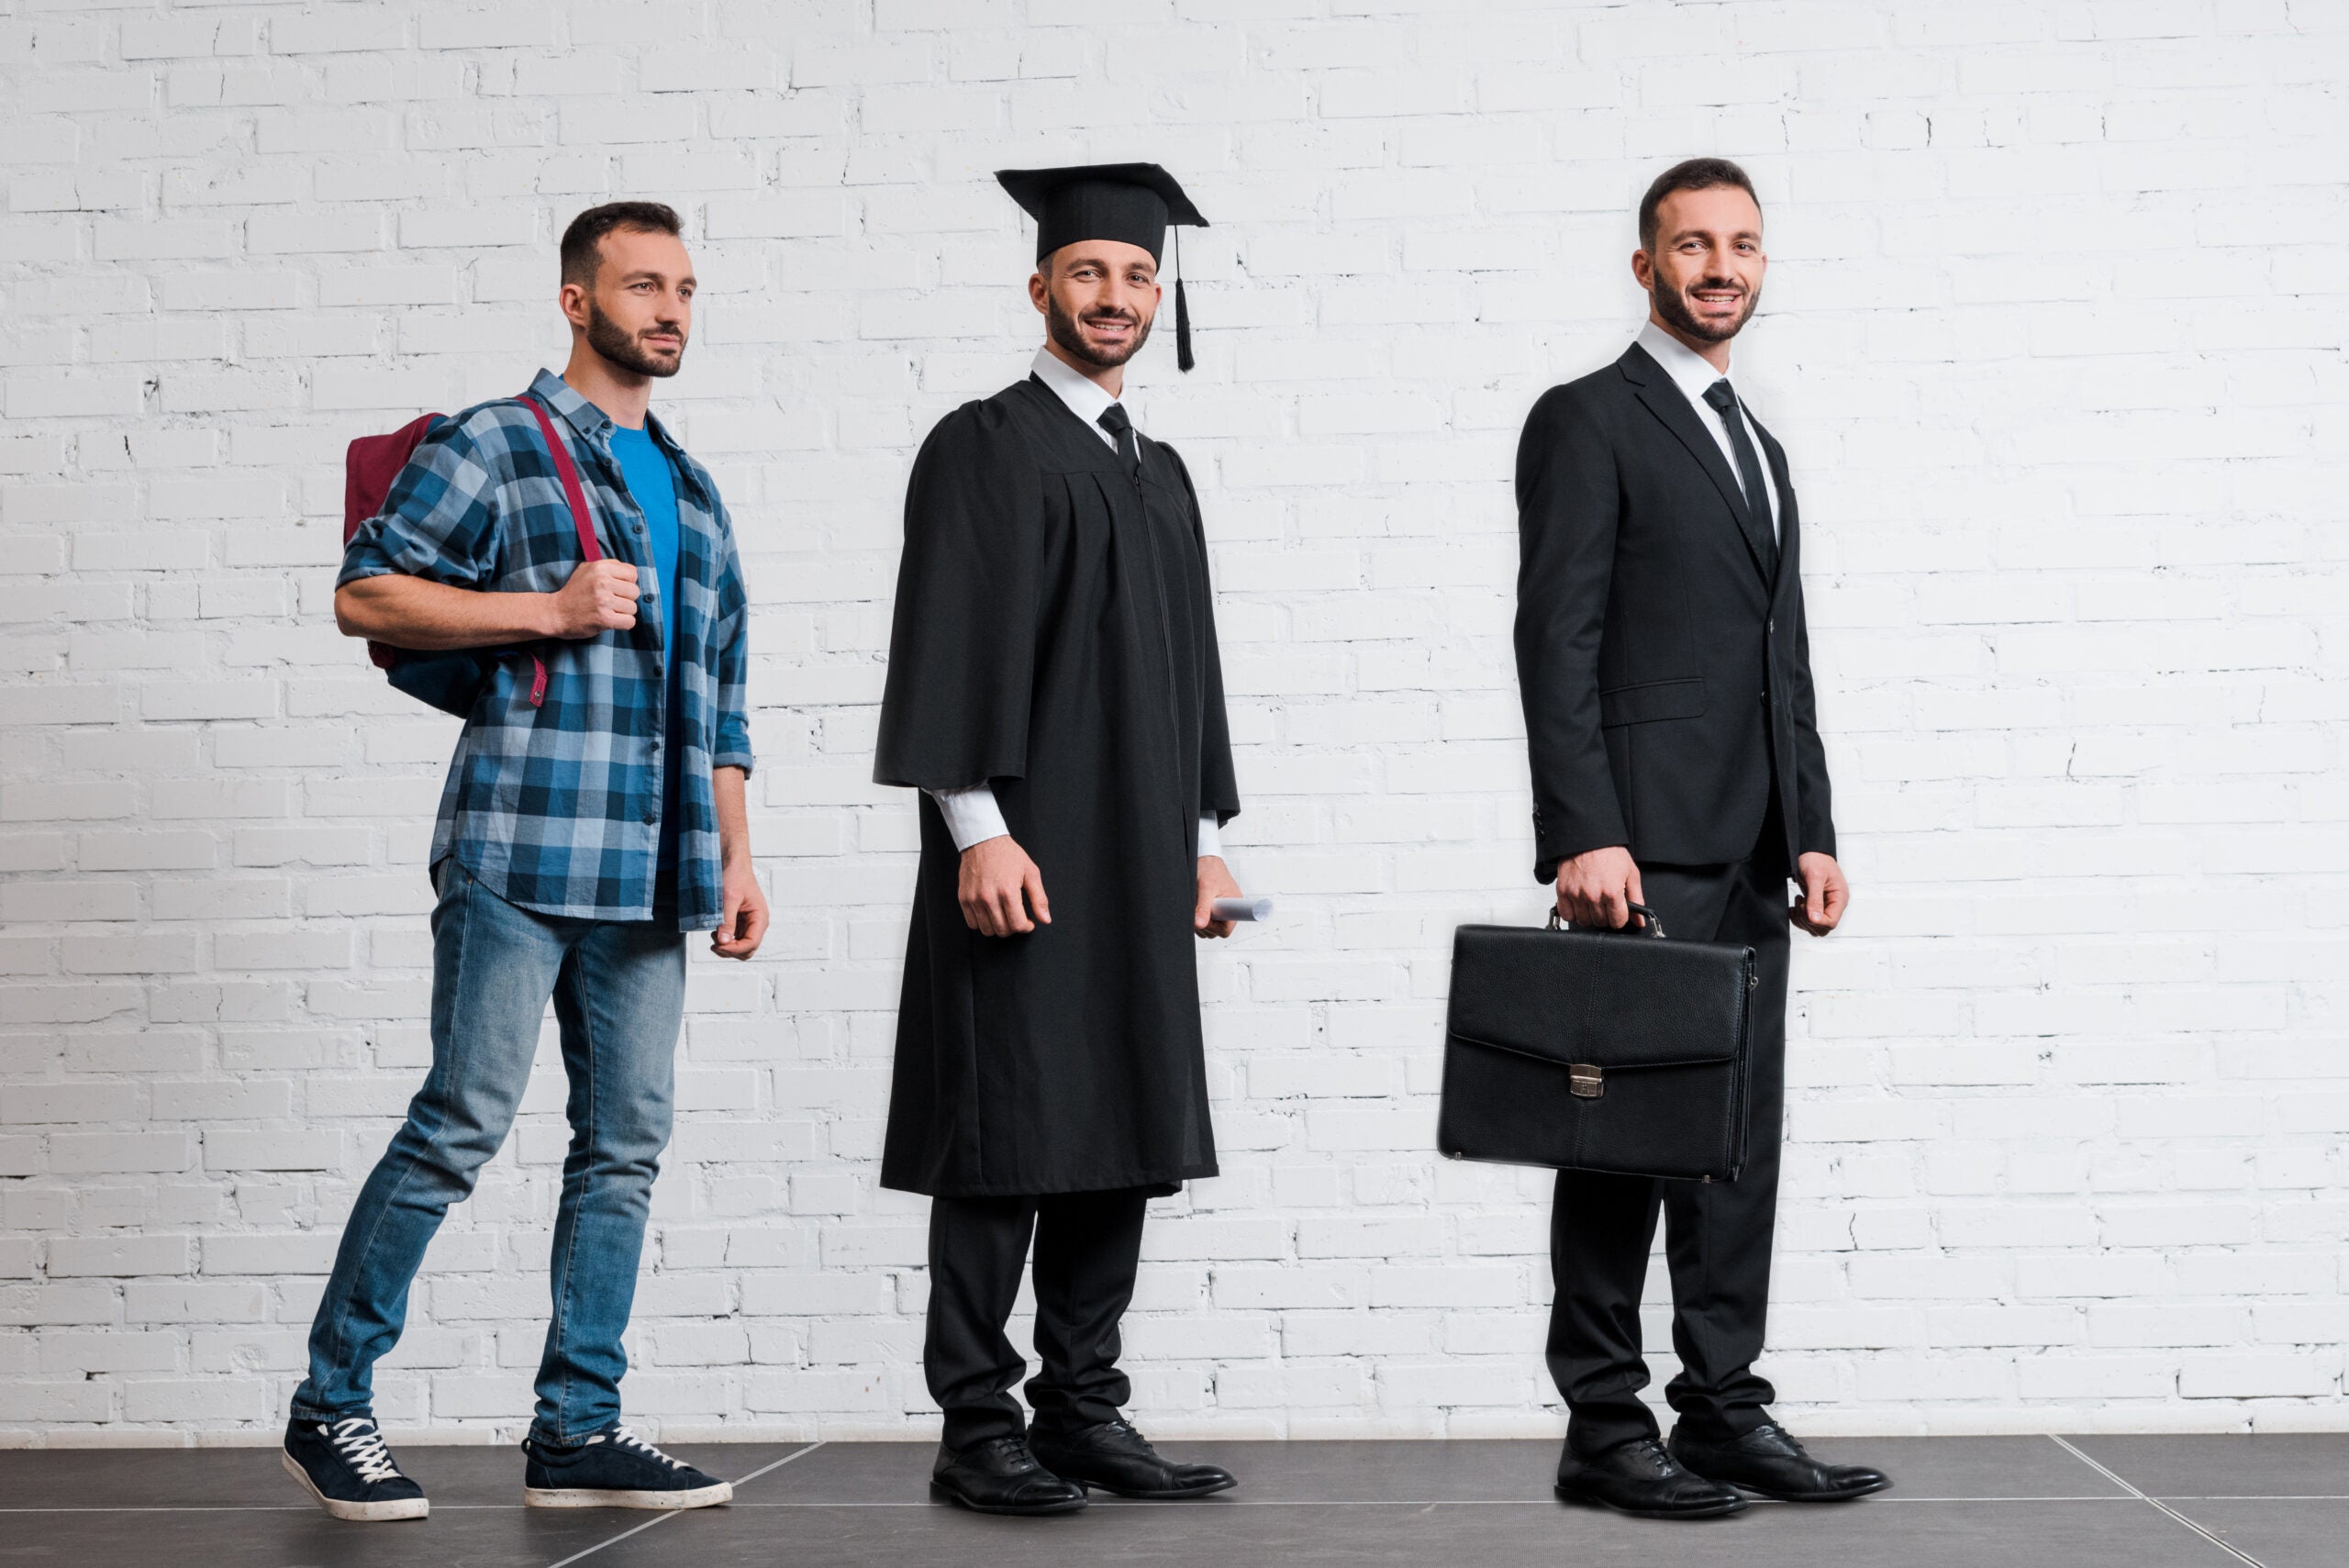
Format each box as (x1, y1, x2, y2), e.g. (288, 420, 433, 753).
(525, 1481, 733, 1510)
(282, 1450, 429, 1521)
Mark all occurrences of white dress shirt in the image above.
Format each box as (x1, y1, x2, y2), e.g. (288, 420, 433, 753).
(1635, 320, 1779, 539)
(1029, 342, 1122, 447)
(924, 346, 1224, 858)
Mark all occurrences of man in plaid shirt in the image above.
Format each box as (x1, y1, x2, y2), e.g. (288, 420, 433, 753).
(283, 202, 765, 1522)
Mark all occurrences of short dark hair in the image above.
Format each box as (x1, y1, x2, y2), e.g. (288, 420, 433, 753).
(560, 201, 683, 287)
(1638, 159, 1759, 253)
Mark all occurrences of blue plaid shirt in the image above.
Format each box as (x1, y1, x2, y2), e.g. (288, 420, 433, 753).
(340, 370, 752, 929)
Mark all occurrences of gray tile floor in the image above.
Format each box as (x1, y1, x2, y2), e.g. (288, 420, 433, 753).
(1, 1433, 2338, 1567)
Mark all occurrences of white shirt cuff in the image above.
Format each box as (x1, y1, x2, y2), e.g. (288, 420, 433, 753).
(930, 790, 1220, 860)
(926, 784, 1009, 851)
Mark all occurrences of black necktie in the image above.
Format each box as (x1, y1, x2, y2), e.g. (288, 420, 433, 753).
(1703, 378, 1776, 567)
(1097, 403, 1140, 480)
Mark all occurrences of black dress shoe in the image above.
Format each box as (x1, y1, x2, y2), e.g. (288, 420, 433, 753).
(1554, 1436, 1746, 1520)
(930, 1435, 1088, 1516)
(1668, 1423, 1890, 1502)
(1029, 1418, 1236, 1500)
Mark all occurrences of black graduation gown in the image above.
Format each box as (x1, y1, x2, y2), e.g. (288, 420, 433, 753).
(874, 376, 1241, 1198)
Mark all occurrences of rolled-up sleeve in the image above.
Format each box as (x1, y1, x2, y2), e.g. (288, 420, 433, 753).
(338, 423, 501, 590)
(710, 496, 755, 777)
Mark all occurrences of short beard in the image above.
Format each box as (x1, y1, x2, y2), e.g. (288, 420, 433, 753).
(585, 298, 685, 378)
(1044, 290, 1150, 370)
(1652, 274, 1758, 344)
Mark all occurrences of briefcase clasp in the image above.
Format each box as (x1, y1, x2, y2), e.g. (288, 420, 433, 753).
(1569, 1063, 1603, 1099)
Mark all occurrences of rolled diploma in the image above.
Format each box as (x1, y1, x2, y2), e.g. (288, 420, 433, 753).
(1211, 896, 1274, 923)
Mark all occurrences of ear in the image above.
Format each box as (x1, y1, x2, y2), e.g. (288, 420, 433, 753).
(559, 280, 590, 329)
(1631, 249, 1653, 287)
(1027, 269, 1050, 315)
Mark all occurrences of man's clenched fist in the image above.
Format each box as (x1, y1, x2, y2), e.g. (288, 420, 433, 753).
(1554, 843, 1645, 929)
(546, 559, 640, 639)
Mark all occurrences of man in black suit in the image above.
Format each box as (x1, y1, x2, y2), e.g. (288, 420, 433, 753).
(1512, 158, 1889, 1520)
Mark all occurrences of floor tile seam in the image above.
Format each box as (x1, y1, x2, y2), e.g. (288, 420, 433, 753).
(538, 1440, 824, 1568)
(681, 1495, 2207, 1509)
(0, 1504, 518, 1513)
(22, 1492, 2345, 1515)
(2049, 1435, 2269, 1568)
(724, 1441, 829, 1491)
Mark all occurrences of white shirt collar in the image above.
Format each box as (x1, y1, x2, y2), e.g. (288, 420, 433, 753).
(1030, 344, 1124, 447)
(1635, 318, 1777, 533)
(1636, 319, 1735, 412)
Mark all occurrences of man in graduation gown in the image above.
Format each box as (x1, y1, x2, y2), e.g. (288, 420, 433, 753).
(874, 162, 1246, 1517)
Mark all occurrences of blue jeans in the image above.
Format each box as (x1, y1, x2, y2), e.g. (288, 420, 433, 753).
(293, 862, 685, 1443)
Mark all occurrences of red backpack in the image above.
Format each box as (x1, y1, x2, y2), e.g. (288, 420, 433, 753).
(342, 394, 602, 717)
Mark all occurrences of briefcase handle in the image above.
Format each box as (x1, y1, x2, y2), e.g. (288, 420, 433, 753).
(1546, 903, 1666, 939)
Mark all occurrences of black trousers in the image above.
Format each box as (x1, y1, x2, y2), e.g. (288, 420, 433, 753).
(925, 1187, 1149, 1451)
(1546, 834, 1792, 1455)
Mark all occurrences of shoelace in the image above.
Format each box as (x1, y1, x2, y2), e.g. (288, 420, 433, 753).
(603, 1427, 686, 1470)
(1625, 1438, 1686, 1475)
(967, 1435, 1041, 1470)
(1747, 1422, 1809, 1458)
(326, 1418, 403, 1485)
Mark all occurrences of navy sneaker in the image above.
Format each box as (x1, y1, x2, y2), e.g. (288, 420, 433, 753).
(522, 1425, 733, 1510)
(282, 1414, 429, 1521)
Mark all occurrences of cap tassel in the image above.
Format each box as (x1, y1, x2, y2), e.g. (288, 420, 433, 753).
(1173, 226, 1195, 373)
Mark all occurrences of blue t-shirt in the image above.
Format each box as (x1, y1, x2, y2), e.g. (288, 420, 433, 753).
(607, 424, 685, 909)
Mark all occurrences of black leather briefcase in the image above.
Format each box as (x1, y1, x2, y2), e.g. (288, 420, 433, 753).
(1439, 906, 1758, 1182)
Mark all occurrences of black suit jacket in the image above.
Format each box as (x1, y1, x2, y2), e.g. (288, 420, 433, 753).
(1513, 340, 1834, 883)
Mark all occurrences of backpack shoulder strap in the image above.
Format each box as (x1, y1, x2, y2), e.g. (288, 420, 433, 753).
(520, 393, 602, 562)
(513, 391, 605, 708)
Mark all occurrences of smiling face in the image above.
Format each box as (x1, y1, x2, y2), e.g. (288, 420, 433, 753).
(563, 226, 696, 379)
(1633, 183, 1766, 347)
(1030, 239, 1161, 371)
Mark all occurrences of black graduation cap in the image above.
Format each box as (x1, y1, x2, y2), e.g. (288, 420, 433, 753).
(996, 162, 1208, 372)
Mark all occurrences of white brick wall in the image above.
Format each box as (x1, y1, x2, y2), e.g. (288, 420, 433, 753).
(4, 1, 2346, 1443)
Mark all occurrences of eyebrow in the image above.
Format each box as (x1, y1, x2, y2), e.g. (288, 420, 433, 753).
(618, 270, 696, 286)
(1061, 253, 1157, 277)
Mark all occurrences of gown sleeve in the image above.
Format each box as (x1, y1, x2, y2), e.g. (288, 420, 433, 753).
(1163, 444, 1241, 827)
(874, 403, 1046, 791)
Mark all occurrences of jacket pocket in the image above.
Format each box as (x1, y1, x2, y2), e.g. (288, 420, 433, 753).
(1598, 676, 1707, 728)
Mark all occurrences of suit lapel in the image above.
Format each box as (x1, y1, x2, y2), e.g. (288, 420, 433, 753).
(1620, 345, 1773, 584)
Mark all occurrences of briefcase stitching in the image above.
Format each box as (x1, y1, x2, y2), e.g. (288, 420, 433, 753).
(1443, 1030, 1737, 1073)
(1718, 947, 1758, 1180)
(1437, 1034, 1742, 1180)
